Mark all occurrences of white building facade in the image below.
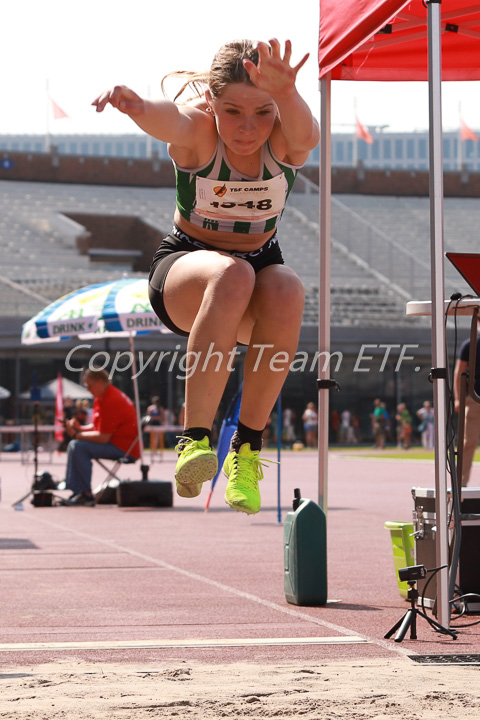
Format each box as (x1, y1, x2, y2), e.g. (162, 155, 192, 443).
(1, 131, 479, 171)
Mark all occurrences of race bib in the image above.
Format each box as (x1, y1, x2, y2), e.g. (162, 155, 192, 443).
(195, 174, 287, 221)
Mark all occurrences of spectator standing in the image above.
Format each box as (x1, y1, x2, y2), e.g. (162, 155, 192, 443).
(396, 402, 412, 450)
(381, 402, 392, 442)
(282, 407, 296, 446)
(146, 395, 164, 453)
(302, 402, 318, 447)
(416, 400, 434, 449)
(57, 397, 75, 452)
(371, 398, 386, 450)
(454, 321, 480, 485)
(340, 408, 355, 445)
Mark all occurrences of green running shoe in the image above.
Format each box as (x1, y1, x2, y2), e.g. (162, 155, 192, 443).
(223, 443, 266, 515)
(175, 436, 218, 498)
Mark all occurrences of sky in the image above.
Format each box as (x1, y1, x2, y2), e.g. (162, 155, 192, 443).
(2, 0, 480, 138)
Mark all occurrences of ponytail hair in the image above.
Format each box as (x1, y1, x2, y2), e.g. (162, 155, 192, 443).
(161, 39, 259, 102)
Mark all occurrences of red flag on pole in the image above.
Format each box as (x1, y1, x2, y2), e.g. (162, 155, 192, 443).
(356, 116, 374, 144)
(50, 98, 69, 120)
(54, 373, 64, 442)
(460, 118, 478, 142)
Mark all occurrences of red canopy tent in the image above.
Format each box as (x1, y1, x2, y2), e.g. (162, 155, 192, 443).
(317, 0, 480, 628)
(319, 0, 480, 80)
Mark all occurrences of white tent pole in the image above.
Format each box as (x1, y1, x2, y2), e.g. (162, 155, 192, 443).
(318, 73, 332, 514)
(427, 0, 450, 629)
(128, 333, 146, 465)
(457, 101, 463, 171)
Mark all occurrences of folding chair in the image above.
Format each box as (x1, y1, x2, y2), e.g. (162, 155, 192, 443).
(92, 437, 139, 504)
(92, 436, 173, 507)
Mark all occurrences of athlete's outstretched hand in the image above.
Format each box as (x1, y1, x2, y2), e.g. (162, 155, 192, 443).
(92, 86, 145, 116)
(243, 39, 308, 99)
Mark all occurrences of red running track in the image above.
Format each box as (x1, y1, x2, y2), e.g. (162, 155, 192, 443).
(1, 449, 479, 667)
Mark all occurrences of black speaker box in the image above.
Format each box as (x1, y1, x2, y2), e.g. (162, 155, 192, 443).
(458, 523, 480, 606)
(93, 481, 119, 505)
(116, 480, 173, 508)
(32, 492, 53, 507)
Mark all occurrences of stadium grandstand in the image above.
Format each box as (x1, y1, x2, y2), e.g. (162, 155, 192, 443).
(0, 148, 477, 440)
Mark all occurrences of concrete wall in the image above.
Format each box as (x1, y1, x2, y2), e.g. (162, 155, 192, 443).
(301, 163, 480, 197)
(0, 150, 175, 187)
(2, 149, 480, 197)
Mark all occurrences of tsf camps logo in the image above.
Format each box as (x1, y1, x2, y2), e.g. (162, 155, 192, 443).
(213, 184, 227, 197)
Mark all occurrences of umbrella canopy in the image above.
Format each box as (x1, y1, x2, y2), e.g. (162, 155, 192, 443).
(319, 0, 480, 80)
(19, 377, 92, 402)
(21, 278, 169, 344)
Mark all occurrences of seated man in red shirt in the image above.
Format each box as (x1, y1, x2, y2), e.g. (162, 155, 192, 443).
(63, 368, 139, 505)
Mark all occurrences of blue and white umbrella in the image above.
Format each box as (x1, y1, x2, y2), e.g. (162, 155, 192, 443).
(21, 278, 169, 344)
(21, 278, 172, 463)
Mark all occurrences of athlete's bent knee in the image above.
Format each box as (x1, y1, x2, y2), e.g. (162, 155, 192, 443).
(209, 257, 256, 302)
(263, 273, 305, 316)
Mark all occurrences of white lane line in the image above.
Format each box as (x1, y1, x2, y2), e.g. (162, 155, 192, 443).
(0, 636, 367, 652)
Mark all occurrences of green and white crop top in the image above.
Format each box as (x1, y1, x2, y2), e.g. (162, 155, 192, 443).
(173, 138, 302, 234)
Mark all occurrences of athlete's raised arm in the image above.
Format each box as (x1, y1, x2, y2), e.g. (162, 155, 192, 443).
(92, 85, 212, 156)
(244, 39, 319, 164)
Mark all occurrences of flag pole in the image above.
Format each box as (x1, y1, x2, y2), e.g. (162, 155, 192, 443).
(353, 97, 358, 167)
(146, 85, 153, 159)
(54, 371, 64, 444)
(45, 79, 51, 153)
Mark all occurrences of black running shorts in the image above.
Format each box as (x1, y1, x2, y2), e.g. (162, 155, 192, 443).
(148, 224, 284, 337)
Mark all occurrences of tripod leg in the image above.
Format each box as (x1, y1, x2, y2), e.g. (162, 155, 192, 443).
(410, 608, 417, 640)
(11, 490, 33, 507)
(384, 612, 408, 640)
(416, 609, 458, 639)
(394, 609, 414, 643)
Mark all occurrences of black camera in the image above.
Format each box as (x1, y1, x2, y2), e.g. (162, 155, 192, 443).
(33, 471, 57, 492)
(398, 564, 428, 583)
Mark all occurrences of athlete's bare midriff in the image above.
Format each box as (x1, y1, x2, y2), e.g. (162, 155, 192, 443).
(174, 210, 275, 251)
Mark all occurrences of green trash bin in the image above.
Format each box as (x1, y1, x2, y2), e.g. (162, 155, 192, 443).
(384, 521, 415, 599)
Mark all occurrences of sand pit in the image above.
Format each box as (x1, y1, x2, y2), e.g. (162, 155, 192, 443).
(2, 656, 480, 719)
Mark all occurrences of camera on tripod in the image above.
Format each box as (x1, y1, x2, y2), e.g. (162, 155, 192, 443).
(11, 399, 63, 510)
(33, 472, 57, 492)
(398, 564, 428, 583)
(31, 472, 58, 507)
(385, 563, 457, 643)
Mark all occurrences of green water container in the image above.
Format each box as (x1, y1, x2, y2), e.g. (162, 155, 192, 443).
(284, 488, 327, 606)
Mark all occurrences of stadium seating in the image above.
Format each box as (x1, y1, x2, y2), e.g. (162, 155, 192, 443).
(0, 178, 473, 326)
